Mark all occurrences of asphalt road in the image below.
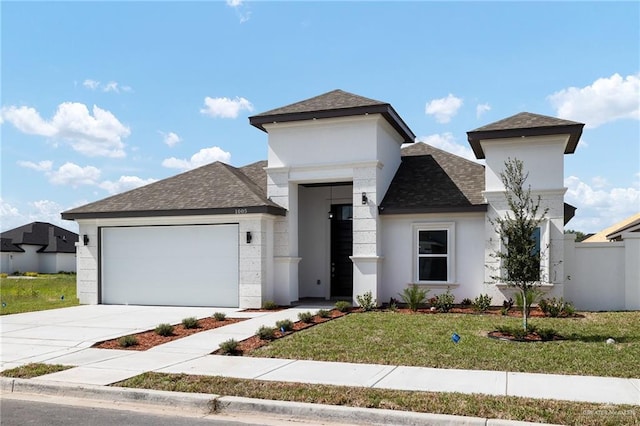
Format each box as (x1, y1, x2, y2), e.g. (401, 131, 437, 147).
(0, 396, 335, 426)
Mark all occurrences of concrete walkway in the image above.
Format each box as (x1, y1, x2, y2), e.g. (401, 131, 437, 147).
(1, 305, 639, 407)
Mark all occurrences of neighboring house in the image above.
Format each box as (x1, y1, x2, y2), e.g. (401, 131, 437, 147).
(62, 89, 586, 309)
(0, 222, 78, 274)
(582, 213, 640, 242)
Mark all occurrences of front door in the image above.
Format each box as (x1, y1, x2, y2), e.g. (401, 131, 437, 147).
(330, 204, 353, 298)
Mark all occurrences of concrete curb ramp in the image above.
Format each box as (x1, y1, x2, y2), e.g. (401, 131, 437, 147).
(0, 377, 558, 426)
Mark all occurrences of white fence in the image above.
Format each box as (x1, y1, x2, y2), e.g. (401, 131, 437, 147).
(564, 233, 640, 311)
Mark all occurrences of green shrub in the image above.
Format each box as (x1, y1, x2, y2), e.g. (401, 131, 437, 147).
(317, 309, 330, 318)
(219, 339, 239, 355)
(434, 289, 455, 312)
(154, 323, 174, 337)
(261, 300, 278, 310)
(461, 298, 473, 306)
(181, 317, 199, 329)
(472, 294, 492, 312)
(212, 312, 227, 321)
(0, 273, 8, 279)
(514, 288, 544, 316)
(334, 300, 351, 312)
(356, 291, 376, 311)
(297, 311, 314, 323)
(275, 319, 294, 332)
(256, 325, 276, 340)
(399, 285, 429, 312)
(536, 327, 559, 341)
(118, 335, 138, 347)
(538, 297, 575, 317)
(24, 272, 39, 277)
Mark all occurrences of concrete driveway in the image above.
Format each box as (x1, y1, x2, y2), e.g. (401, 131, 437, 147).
(0, 304, 253, 371)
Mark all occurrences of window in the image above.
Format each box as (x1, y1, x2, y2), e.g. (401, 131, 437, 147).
(414, 223, 455, 283)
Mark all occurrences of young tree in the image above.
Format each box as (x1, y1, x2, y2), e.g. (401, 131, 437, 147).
(490, 158, 548, 331)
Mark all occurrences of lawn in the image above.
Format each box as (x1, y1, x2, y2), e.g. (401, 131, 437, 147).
(113, 373, 639, 426)
(252, 310, 640, 378)
(0, 274, 79, 315)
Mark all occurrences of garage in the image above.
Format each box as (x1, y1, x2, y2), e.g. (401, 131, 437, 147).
(100, 224, 239, 307)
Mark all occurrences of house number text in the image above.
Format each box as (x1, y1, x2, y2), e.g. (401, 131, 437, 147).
(235, 208, 248, 214)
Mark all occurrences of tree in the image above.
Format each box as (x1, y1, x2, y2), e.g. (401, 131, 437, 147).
(490, 158, 548, 331)
(565, 229, 588, 242)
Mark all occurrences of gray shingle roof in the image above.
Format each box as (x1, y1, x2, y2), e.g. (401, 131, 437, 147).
(1, 222, 78, 253)
(249, 89, 416, 143)
(379, 143, 487, 214)
(61, 161, 285, 220)
(467, 112, 584, 159)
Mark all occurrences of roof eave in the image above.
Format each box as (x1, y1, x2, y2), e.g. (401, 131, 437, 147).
(249, 104, 416, 143)
(62, 205, 287, 221)
(378, 204, 488, 215)
(466, 124, 585, 159)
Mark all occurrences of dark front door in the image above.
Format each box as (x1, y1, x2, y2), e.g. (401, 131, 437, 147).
(330, 204, 353, 298)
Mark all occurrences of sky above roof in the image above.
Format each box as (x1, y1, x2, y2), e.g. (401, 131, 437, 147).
(1, 1, 638, 234)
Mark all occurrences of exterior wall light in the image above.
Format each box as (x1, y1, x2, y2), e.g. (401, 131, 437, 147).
(362, 192, 368, 205)
(246, 231, 252, 244)
(83, 234, 90, 246)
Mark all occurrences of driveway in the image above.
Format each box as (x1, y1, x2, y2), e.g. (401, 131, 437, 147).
(0, 305, 254, 371)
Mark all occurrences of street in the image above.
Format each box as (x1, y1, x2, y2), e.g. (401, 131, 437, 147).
(0, 395, 350, 426)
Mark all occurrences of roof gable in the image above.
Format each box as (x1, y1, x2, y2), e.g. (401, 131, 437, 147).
(249, 89, 416, 143)
(466, 112, 584, 159)
(0, 222, 78, 253)
(380, 143, 487, 214)
(62, 161, 285, 220)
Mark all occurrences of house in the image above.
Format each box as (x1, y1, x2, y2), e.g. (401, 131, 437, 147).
(62, 89, 585, 309)
(582, 213, 640, 242)
(0, 222, 78, 274)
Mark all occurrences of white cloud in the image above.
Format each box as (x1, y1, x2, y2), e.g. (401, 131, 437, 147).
(565, 175, 640, 232)
(200, 96, 254, 119)
(0, 106, 57, 136)
(0, 198, 20, 220)
(548, 73, 640, 128)
(161, 131, 182, 147)
(162, 146, 232, 171)
(226, 0, 251, 23)
(83, 79, 100, 90)
(1, 102, 130, 158)
(81, 79, 132, 93)
(0, 198, 78, 233)
(99, 176, 157, 195)
(416, 133, 478, 162)
(17, 160, 53, 172)
(425, 94, 463, 124)
(476, 103, 491, 119)
(48, 162, 101, 187)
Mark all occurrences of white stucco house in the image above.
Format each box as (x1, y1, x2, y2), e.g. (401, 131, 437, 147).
(1, 222, 78, 274)
(62, 89, 587, 309)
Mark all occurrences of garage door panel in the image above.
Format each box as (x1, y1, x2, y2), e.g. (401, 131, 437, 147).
(101, 224, 239, 307)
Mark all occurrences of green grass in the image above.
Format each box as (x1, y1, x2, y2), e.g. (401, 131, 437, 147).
(115, 372, 640, 426)
(0, 363, 72, 378)
(0, 274, 78, 315)
(252, 311, 640, 378)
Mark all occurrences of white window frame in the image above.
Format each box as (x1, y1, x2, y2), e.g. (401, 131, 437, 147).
(412, 222, 456, 284)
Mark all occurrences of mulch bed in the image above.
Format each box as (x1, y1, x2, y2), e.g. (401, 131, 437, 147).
(391, 306, 548, 317)
(487, 330, 565, 342)
(213, 309, 348, 355)
(92, 317, 245, 351)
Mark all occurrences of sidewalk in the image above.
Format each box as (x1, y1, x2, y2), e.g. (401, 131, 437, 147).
(2, 305, 639, 407)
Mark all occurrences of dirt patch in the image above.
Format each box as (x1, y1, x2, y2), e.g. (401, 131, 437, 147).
(487, 330, 565, 342)
(93, 317, 245, 351)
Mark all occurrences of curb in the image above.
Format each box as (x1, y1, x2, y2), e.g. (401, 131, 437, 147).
(0, 378, 558, 426)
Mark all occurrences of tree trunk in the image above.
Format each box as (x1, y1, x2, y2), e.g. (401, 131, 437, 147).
(521, 288, 528, 331)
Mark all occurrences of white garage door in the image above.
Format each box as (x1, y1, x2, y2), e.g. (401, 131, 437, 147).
(101, 224, 238, 307)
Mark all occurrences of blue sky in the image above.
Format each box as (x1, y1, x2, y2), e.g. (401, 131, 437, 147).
(1, 1, 638, 234)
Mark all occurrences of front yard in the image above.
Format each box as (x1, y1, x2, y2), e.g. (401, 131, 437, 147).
(252, 310, 640, 378)
(0, 274, 78, 315)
